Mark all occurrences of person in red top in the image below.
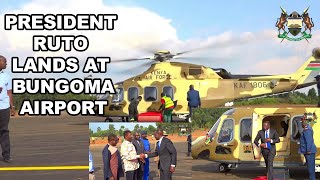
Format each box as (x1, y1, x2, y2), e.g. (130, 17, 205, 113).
(159, 93, 175, 122)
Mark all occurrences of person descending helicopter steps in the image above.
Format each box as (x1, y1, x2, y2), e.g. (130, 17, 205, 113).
(159, 93, 175, 123)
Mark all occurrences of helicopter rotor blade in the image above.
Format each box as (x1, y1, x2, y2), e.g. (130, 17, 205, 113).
(172, 56, 232, 64)
(111, 57, 152, 63)
(118, 61, 154, 74)
(173, 56, 215, 61)
(173, 34, 267, 57)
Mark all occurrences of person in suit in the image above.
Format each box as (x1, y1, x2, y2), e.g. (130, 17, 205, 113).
(299, 118, 317, 180)
(254, 121, 280, 180)
(102, 134, 124, 180)
(140, 131, 151, 180)
(132, 131, 145, 180)
(280, 121, 289, 137)
(146, 129, 177, 180)
(187, 85, 201, 122)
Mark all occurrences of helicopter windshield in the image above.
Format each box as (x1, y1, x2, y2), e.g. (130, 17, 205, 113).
(112, 88, 124, 103)
(97, 93, 110, 100)
(207, 109, 234, 139)
(207, 117, 221, 140)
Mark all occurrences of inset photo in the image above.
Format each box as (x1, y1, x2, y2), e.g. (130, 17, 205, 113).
(89, 122, 192, 180)
(191, 107, 320, 180)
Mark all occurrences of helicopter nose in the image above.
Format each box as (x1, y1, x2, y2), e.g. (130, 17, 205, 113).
(313, 47, 320, 59)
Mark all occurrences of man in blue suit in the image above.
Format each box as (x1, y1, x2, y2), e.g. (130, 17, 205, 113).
(187, 85, 201, 122)
(299, 118, 317, 180)
(140, 131, 151, 180)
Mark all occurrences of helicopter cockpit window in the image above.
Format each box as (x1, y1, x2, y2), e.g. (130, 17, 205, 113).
(144, 87, 157, 102)
(128, 87, 139, 102)
(189, 68, 202, 76)
(163, 86, 174, 100)
(240, 118, 252, 142)
(217, 119, 234, 143)
(291, 115, 304, 141)
(112, 88, 124, 103)
(207, 117, 221, 140)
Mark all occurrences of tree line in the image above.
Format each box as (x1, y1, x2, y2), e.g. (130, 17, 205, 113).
(90, 123, 191, 138)
(234, 88, 318, 105)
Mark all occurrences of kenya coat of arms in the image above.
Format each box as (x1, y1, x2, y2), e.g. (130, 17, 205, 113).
(275, 6, 314, 42)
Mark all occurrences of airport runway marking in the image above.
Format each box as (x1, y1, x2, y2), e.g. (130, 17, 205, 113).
(0, 166, 89, 171)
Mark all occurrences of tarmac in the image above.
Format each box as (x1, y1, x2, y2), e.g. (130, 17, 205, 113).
(192, 158, 320, 180)
(0, 115, 105, 180)
(90, 141, 192, 180)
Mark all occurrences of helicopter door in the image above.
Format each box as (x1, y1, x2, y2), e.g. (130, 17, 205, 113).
(238, 117, 254, 162)
(214, 118, 237, 162)
(262, 115, 291, 157)
(252, 113, 291, 160)
(251, 112, 262, 160)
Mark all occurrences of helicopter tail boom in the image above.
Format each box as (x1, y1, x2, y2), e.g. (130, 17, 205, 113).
(290, 55, 320, 87)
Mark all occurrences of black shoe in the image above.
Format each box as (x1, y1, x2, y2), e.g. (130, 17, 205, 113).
(3, 158, 12, 163)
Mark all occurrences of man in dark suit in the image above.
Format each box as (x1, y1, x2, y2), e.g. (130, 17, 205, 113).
(254, 121, 280, 180)
(299, 118, 317, 180)
(102, 134, 124, 180)
(187, 85, 201, 122)
(132, 131, 145, 180)
(147, 129, 177, 180)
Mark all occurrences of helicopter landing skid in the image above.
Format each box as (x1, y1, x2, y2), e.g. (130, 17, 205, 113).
(218, 163, 238, 173)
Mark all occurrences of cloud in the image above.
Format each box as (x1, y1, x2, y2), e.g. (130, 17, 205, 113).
(248, 56, 302, 74)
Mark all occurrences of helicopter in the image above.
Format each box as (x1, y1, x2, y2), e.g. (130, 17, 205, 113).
(100, 47, 320, 122)
(191, 107, 320, 174)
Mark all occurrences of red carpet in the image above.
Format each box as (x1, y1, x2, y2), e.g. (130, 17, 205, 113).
(252, 176, 267, 180)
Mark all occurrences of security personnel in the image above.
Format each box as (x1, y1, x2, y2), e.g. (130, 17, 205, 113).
(159, 93, 174, 122)
(299, 118, 317, 180)
(187, 85, 201, 122)
(0, 55, 15, 163)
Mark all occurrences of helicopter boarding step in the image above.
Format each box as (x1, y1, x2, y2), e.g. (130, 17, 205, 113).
(252, 168, 290, 180)
(137, 112, 163, 122)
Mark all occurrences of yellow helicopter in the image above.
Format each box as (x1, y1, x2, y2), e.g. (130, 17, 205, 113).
(100, 47, 320, 122)
(191, 107, 320, 173)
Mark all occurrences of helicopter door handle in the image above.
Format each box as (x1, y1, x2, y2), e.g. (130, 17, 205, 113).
(223, 143, 234, 146)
